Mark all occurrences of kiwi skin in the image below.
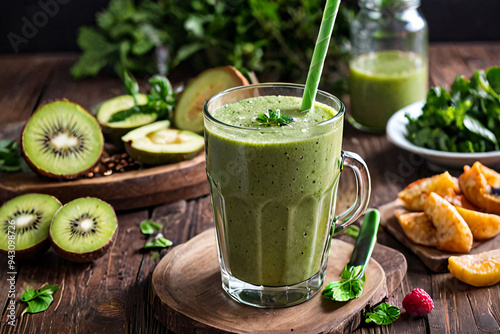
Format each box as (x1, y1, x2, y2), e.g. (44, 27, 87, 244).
(49, 228, 117, 263)
(48, 198, 118, 263)
(0, 239, 51, 260)
(21, 99, 104, 180)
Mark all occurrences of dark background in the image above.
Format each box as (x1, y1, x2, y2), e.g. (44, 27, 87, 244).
(1, 0, 499, 54)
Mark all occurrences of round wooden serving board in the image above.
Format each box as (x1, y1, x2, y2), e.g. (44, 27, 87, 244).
(150, 228, 407, 333)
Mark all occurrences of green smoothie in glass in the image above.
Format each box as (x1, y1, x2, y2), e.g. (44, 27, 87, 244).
(204, 84, 370, 308)
(349, 50, 428, 132)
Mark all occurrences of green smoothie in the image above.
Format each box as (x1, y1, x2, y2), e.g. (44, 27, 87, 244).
(205, 95, 343, 286)
(349, 50, 428, 132)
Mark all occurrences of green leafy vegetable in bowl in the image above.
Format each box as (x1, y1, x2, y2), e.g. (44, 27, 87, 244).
(405, 66, 500, 153)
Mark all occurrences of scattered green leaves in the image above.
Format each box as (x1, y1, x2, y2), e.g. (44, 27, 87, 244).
(344, 225, 360, 239)
(365, 302, 401, 326)
(322, 265, 365, 302)
(144, 233, 173, 249)
(108, 72, 176, 123)
(406, 66, 500, 153)
(0, 140, 21, 172)
(21, 285, 58, 314)
(256, 109, 294, 126)
(140, 220, 163, 235)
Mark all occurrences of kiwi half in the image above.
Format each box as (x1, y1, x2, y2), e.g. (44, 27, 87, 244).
(49, 197, 118, 263)
(22, 100, 104, 179)
(0, 194, 62, 259)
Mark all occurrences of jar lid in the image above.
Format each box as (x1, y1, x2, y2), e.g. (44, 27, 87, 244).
(359, 0, 420, 10)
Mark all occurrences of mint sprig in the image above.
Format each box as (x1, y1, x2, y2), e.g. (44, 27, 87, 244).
(256, 109, 293, 126)
(139, 219, 172, 250)
(0, 140, 22, 172)
(322, 265, 365, 302)
(365, 302, 401, 325)
(21, 285, 58, 314)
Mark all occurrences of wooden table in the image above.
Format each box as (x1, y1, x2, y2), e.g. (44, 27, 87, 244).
(1, 43, 500, 334)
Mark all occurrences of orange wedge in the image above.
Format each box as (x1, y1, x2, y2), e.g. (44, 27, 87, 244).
(398, 171, 459, 211)
(455, 206, 500, 240)
(448, 249, 500, 287)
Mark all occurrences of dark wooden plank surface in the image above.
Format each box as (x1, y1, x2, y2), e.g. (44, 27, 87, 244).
(1, 42, 500, 333)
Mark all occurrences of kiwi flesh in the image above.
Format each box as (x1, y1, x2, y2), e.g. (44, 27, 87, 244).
(96, 94, 155, 145)
(0, 194, 62, 259)
(122, 120, 204, 165)
(174, 66, 250, 134)
(22, 100, 104, 179)
(49, 197, 118, 263)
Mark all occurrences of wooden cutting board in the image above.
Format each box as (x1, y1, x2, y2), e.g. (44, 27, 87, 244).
(0, 121, 209, 211)
(149, 228, 407, 333)
(379, 199, 500, 272)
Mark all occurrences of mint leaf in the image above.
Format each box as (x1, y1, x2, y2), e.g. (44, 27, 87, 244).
(144, 233, 173, 249)
(344, 225, 360, 239)
(140, 220, 163, 235)
(365, 303, 401, 325)
(21, 284, 58, 314)
(322, 265, 365, 302)
(256, 109, 294, 126)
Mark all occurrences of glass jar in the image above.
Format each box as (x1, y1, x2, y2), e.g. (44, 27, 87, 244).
(349, 0, 428, 133)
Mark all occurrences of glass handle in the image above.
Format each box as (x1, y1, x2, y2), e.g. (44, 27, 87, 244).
(333, 150, 371, 234)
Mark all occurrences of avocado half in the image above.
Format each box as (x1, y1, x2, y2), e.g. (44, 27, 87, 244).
(173, 66, 250, 134)
(121, 120, 204, 165)
(96, 94, 155, 145)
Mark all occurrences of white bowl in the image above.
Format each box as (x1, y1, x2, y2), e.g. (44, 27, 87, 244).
(386, 101, 500, 170)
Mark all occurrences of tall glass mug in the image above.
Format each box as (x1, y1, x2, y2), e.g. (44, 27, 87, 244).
(203, 84, 371, 308)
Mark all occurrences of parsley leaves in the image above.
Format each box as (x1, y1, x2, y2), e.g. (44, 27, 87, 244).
(108, 73, 176, 123)
(256, 109, 294, 126)
(365, 302, 401, 325)
(21, 285, 58, 314)
(139, 219, 172, 250)
(322, 265, 365, 302)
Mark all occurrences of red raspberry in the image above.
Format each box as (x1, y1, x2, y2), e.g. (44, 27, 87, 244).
(402, 288, 434, 317)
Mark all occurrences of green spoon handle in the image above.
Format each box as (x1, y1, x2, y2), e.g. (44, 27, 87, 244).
(348, 209, 380, 269)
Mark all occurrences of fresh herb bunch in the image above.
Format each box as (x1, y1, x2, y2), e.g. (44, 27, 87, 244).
(256, 109, 294, 126)
(322, 264, 365, 302)
(71, 0, 353, 94)
(406, 66, 500, 153)
(108, 72, 176, 123)
(365, 302, 401, 325)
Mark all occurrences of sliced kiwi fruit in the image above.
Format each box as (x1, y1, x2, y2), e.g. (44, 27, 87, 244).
(0, 194, 62, 259)
(22, 100, 104, 179)
(96, 94, 155, 145)
(49, 197, 118, 263)
(122, 120, 204, 165)
(174, 66, 250, 133)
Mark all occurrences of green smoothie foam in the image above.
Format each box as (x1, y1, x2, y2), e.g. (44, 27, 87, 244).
(205, 95, 343, 286)
(349, 50, 428, 132)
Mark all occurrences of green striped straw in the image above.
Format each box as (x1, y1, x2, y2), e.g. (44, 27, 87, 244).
(301, 0, 342, 112)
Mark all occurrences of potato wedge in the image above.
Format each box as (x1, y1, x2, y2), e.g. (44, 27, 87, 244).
(459, 162, 500, 214)
(455, 206, 500, 240)
(398, 172, 459, 211)
(396, 211, 438, 247)
(424, 192, 473, 253)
